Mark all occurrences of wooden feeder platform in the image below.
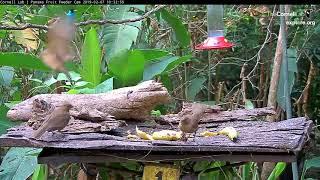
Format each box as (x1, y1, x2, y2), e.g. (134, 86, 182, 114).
(0, 81, 313, 166)
(0, 117, 312, 165)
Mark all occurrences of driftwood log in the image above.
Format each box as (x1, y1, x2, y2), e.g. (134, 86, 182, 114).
(7, 80, 171, 122)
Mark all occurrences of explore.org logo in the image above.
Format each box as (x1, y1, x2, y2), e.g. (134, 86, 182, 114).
(273, 8, 317, 26)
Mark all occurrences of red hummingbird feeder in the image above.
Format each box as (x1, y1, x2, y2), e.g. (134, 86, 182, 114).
(195, 5, 234, 50)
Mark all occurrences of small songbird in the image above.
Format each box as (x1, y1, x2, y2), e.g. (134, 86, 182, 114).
(32, 102, 73, 139)
(40, 9, 76, 84)
(179, 103, 207, 141)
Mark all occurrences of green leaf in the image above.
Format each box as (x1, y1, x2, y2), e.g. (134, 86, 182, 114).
(242, 163, 251, 180)
(57, 71, 81, 82)
(143, 56, 179, 81)
(67, 89, 80, 94)
(98, 167, 109, 180)
(29, 6, 102, 24)
(314, 23, 320, 34)
(0, 30, 7, 39)
(151, 110, 162, 117)
(198, 161, 226, 180)
(0, 53, 50, 71)
(302, 157, 320, 178)
(164, 55, 192, 72)
(0, 148, 42, 180)
(0, 6, 18, 18)
(95, 77, 114, 93)
(43, 76, 57, 87)
(34, 7, 49, 25)
(80, 27, 102, 88)
(31, 164, 48, 180)
(160, 73, 173, 91)
(135, 49, 171, 62)
(143, 55, 192, 81)
(108, 49, 170, 86)
(160, 9, 191, 47)
(29, 79, 43, 84)
(109, 49, 145, 86)
(65, 61, 80, 73)
(4, 101, 21, 109)
(103, 5, 145, 60)
(187, 77, 207, 101)
(0, 105, 19, 135)
(68, 78, 114, 94)
(267, 162, 286, 180)
(287, 48, 298, 72)
(0, 66, 15, 86)
(74, 81, 89, 88)
(193, 161, 211, 172)
(245, 100, 254, 109)
(120, 162, 140, 171)
(276, 48, 297, 110)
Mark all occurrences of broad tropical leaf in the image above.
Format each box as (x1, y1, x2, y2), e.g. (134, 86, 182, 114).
(187, 76, 207, 101)
(31, 164, 48, 180)
(102, 5, 145, 60)
(0, 148, 42, 180)
(0, 105, 19, 135)
(143, 55, 192, 80)
(67, 77, 114, 94)
(109, 49, 145, 86)
(277, 48, 298, 110)
(0, 66, 15, 87)
(302, 157, 320, 178)
(267, 162, 286, 180)
(160, 9, 191, 48)
(109, 49, 174, 86)
(0, 53, 50, 71)
(80, 27, 102, 88)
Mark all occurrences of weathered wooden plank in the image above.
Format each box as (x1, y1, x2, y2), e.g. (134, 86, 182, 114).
(0, 117, 312, 155)
(38, 149, 297, 164)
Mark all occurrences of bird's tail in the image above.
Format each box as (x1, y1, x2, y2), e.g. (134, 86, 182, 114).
(32, 125, 47, 139)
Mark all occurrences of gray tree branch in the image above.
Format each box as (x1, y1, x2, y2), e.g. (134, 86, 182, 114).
(0, 5, 166, 30)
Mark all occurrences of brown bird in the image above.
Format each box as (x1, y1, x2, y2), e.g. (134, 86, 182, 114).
(40, 11, 76, 84)
(178, 103, 207, 141)
(32, 102, 73, 139)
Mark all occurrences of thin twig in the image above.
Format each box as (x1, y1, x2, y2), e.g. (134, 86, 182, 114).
(76, 5, 166, 26)
(0, 5, 167, 30)
(240, 63, 248, 103)
(0, 23, 48, 30)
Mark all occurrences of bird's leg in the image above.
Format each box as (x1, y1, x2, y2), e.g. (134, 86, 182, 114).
(181, 132, 188, 141)
(193, 130, 198, 142)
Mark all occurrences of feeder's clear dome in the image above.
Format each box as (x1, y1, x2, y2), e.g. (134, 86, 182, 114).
(195, 5, 234, 50)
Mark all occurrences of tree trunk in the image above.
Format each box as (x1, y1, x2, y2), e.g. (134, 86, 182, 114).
(262, 5, 291, 180)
